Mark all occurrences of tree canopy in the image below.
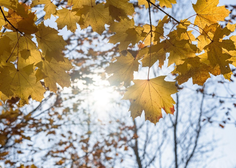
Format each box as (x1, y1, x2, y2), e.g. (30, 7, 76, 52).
(0, 0, 236, 167)
(0, 0, 235, 124)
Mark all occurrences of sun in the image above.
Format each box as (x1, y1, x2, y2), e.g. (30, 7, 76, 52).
(88, 86, 120, 118)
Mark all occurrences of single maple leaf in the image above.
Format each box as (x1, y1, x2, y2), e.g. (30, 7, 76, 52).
(106, 51, 139, 87)
(123, 76, 177, 123)
(105, 0, 134, 21)
(31, 0, 57, 20)
(193, 0, 230, 30)
(36, 23, 66, 61)
(36, 58, 72, 92)
(79, 3, 111, 34)
(0, 64, 45, 103)
(56, 8, 80, 33)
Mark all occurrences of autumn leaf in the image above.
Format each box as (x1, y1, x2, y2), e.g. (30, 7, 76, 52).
(56, 8, 80, 33)
(5, 3, 38, 34)
(0, 64, 45, 103)
(138, 0, 155, 8)
(68, 0, 94, 10)
(36, 58, 72, 92)
(109, 18, 143, 50)
(123, 76, 177, 123)
(0, 0, 18, 10)
(174, 57, 220, 85)
(164, 39, 198, 66)
(106, 51, 139, 87)
(78, 3, 111, 34)
(193, 0, 230, 29)
(204, 24, 235, 78)
(31, 0, 57, 20)
(36, 23, 66, 61)
(154, 15, 170, 42)
(158, 0, 176, 8)
(105, 0, 134, 21)
(140, 44, 166, 68)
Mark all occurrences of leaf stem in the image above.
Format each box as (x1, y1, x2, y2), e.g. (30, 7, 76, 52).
(146, 0, 180, 24)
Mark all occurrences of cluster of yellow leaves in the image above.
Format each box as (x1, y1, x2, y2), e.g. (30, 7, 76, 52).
(104, 0, 236, 123)
(0, 0, 235, 123)
(0, 1, 72, 104)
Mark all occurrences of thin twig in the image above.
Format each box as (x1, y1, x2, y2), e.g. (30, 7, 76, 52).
(0, 6, 24, 35)
(146, 0, 180, 24)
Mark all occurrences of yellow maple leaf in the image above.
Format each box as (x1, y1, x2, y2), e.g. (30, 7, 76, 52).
(36, 23, 66, 61)
(154, 16, 170, 42)
(193, 0, 230, 30)
(56, 8, 80, 33)
(79, 3, 111, 34)
(158, 0, 176, 8)
(68, 0, 94, 10)
(36, 58, 72, 92)
(0, 64, 45, 103)
(138, 0, 155, 8)
(142, 24, 156, 46)
(123, 76, 177, 123)
(105, 0, 134, 21)
(31, 0, 57, 20)
(106, 51, 139, 87)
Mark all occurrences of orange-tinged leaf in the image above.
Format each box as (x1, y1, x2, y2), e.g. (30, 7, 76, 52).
(31, 0, 57, 20)
(123, 76, 177, 123)
(106, 51, 139, 87)
(5, 3, 38, 34)
(56, 8, 80, 33)
(193, 0, 230, 29)
(0, 134, 7, 146)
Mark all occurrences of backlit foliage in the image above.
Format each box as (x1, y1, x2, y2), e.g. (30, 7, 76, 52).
(0, 0, 235, 124)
